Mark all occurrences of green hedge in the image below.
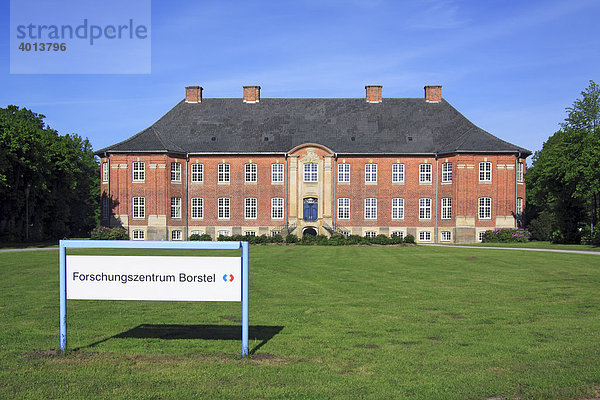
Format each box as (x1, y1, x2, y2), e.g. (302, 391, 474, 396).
(90, 226, 129, 240)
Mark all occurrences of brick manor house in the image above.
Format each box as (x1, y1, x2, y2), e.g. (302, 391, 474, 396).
(96, 84, 530, 243)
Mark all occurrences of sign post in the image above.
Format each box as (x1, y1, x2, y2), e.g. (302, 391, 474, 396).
(59, 240, 249, 355)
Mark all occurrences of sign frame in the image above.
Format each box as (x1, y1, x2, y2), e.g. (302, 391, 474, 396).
(59, 240, 249, 355)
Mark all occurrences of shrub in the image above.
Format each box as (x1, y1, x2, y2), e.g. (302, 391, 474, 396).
(253, 234, 269, 244)
(269, 234, 284, 243)
(300, 234, 316, 245)
(315, 235, 329, 245)
(188, 233, 201, 241)
(345, 235, 363, 245)
(404, 234, 415, 244)
(327, 235, 346, 246)
(285, 234, 298, 243)
(390, 233, 404, 245)
(189, 233, 213, 241)
(482, 228, 530, 243)
(371, 234, 391, 245)
(91, 226, 129, 240)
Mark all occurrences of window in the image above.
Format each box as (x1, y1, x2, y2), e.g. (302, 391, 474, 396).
(218, 230, 230, 237)
(517, 162, 524, 183)
(391, 231, 404, 239)
(364, 198, 377, 219)
(218, 197, 230, 219)
(304, 163, 318, 182)
(171, 230, 182, 241)
(245, 231, 256, 237)
(442, 163, 452, 183)
(132, 197, 145, 219)
(132, 230, 145, 240)
(171, 197, 181, 219)
(218, 163, 230, 183)
(392, 164, 404, 183)
(392, 198, 404, 220)
(338, 198, 350, 219)
(271, 198, 284, 219)
(191, 163, 203, 182)
(516, 197, 523, 215)
(419, 198, 431, 220)
(102, 197, 109, 220)
(132, 161, 145, 182)
(190, 230, 203, 236)
(441, 198, 452, 220)
(271, 230, 281, 237)
(272, 163, 284, 183)
(479, 162, 492, 182)
(191, 198, 203, 219)
(365, 231, 377, 238)
(338, 163, 350, 182)
(478, 231, 486, 242)
(245, 198, 257, 219)
(365, 163, 377, 183)
(102, 162, 109, 182)
(419, 231, 432, 241)
(245, 163, 257, 183)
(479, 197, 492, 220)
(419, 164, 432, 183)
(171, 162, 181, 182)
(340, 230, 350, 237)
(441, 231, 451, 242)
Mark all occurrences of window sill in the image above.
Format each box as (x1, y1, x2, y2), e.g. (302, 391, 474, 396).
(441, 182, 452, 185)
(479, 181, 492, 184)
(217, 182, 230, 185)
(365, 182, 377, 185)
(271, 181, 284, 185)
(245, 181, 257, 185)
(419, 182, 432, 185)
(171, 181, 182, 184)
(392, 182, 405, 185)
(190, 181, 204, 184)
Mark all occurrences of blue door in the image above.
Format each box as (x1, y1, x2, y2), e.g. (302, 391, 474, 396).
(303, 198, 318, 221)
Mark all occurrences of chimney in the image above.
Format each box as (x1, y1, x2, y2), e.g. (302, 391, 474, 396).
(185, 86, 202, 103)
(365, 85, 382, 103)
(243, 85, 261, 103)
(424, 85, 442, 103)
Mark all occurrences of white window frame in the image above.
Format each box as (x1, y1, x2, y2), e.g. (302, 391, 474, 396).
(479, 197, 492, 220)
(245, 198, 257, 220)
(271, 230, 281, 237)
(191, 197, 203, 219)
(517, 162, 524, 183)
(337, 198, 350, 220)
(478, 231, 486, 242)
(441, 231, 451, 242)
(218, 230, 230, 237)
(338, 163, 350, 183)
(102, 162, 109, 183)
(171, 162, 181, 182)
(190, 230, 203, 236)
(171, 197, 181, 219)
(171, 230, 182, 241)
(304, 163, 318, 182)
(245, 163, 257, 183)
(245, 231, 256, 237)
(191, 163, 203, 183)
(132, 161, 145, 182)
(391, 231, 404, 239)
(365, 231, 377, 238)
(271, 163, 284, 183)
(442, 163, 452, 183)
(419, 198, 431, 220)
(392, 163, 404, 183)
(392, 198, 404, 220)
(218, 163, 230, 183)
(441, 198, 452, 220)
(218, 197, 230, 220)
(132, 197, 145, 219)
(364, 198, 377, 220)
(365, 163, 377, 183)
(132, 230, 145, 241)
(419, 231, 432, 242)
(419, 164, 432, 184)
(516, 197, 523, 216)
(479, 162, 492, 182)
(271, 198, 284, 220)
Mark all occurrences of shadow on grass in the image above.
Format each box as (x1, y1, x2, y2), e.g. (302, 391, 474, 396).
(79, 324, 284, 355)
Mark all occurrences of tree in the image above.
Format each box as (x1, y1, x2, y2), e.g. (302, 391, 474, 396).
(0, 105, 99, 241)
(526, 81, 600, 243)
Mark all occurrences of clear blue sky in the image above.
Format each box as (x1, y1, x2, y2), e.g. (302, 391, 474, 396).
(2, 0, 599, 160)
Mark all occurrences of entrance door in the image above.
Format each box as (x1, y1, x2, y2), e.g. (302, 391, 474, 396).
(303, 198, 318, 221)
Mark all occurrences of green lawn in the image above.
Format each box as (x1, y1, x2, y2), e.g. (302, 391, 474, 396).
(450, 241, 600, 252)
(1, 246, 599, 399)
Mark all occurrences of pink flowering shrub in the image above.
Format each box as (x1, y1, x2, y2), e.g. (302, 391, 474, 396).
(482, 228, 531, 243)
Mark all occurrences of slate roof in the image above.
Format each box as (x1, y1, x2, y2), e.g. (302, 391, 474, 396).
(96, 98, 531, 157)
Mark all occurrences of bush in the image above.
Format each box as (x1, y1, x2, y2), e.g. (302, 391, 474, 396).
(315, 235, 329, 245)
(371, 234, 391, 245)
(404, 234, 415, 244)
(345, 235, 363, 245)
(269, 234, 284, 243)
(327, 235, 346, 246)
(300, 234, 316, 245)
(188, 233, 213, 241)
(285, 234, 298, 243)
(580, 228, 600, 246)
(390, 233, 404, 245)
(91, 226, 129, 240)
(482, 228, 530, 243)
